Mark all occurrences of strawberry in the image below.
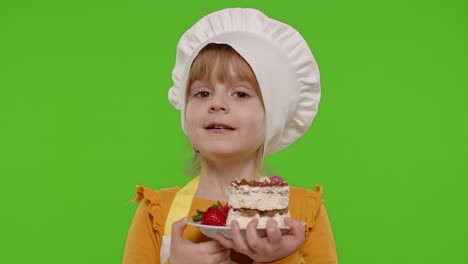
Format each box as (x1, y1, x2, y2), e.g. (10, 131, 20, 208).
(201, 207, 227, 226)
(191, 200, 228, 226)
(269, 175, 285, 183)
(219, 205, 229, 215)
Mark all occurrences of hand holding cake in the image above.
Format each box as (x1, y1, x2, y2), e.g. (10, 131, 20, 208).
(216, 209, 306, 263)
(191, 176, 305, 263)
(222, 176, 306, 262)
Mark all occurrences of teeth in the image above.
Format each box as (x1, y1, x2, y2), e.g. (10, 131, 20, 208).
(209, 125, 232, 130)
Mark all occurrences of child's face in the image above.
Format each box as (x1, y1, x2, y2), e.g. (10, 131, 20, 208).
(185, 67, 265, 161)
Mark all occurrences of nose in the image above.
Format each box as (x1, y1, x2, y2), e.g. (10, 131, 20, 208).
(210, 105, 227, 112)
(209, 93, 229, 113)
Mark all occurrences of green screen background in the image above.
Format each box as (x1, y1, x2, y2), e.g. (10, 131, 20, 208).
(1, 0, 467, 263)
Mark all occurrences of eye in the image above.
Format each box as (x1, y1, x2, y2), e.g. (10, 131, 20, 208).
(194, 91, 211, 98)
(233, 91, 250, 99)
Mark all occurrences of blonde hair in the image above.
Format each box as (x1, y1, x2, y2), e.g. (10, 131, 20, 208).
(184, 43, 267, 175)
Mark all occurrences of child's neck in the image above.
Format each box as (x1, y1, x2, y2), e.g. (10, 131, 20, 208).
(195, 156, 262, 201)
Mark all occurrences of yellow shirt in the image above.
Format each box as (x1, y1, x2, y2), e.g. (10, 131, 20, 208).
(122, 184, 338, 264)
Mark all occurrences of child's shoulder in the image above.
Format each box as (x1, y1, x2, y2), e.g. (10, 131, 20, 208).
(289, 185, 326, 226)
(290, 185, 324, 199)
(133, 185, 180, 208)
(129, 185, 181, 232)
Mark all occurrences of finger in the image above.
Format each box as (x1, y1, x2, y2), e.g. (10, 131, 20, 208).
(171, 217, 188, 242)
(210, 248, 231, 263)
(265, 218, 282, 245)
(215, 233, 234, 249)
(284, 217, 305, 240)
(245, 218, 261, 251)
(200, 239, 226, 254)
(230, 220, 251, 254)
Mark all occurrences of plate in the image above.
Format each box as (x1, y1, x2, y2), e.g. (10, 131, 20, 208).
(187, 221, 292, 240)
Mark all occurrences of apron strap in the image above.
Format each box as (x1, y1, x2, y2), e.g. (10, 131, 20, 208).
(164, 176, 200, 235)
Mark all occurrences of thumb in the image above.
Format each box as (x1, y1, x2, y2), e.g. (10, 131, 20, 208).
(171, 217, 188, 242)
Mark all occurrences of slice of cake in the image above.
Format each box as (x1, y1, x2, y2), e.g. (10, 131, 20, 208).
(226, 176, 289, 228)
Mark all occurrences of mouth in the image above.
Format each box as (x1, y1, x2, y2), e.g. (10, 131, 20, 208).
(205, 123, 236, 131)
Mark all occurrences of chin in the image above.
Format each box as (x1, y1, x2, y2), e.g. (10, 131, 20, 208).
(198, 145, 260, 161)
(201, 148, 241, 158)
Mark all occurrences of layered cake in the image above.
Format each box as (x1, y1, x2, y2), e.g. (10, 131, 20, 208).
(226, 176, 289, 228)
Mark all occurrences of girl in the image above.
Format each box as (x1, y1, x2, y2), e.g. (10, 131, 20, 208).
(123, 8, 337, 264)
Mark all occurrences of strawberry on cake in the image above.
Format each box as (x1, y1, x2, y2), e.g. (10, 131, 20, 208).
(192, 201, 229, 226)
(226, 176, 289, 228)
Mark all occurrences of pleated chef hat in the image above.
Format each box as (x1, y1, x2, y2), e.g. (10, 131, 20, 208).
(168, 8, 320, 155)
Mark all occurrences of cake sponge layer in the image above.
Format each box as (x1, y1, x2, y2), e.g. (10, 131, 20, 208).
(226, 209, 287, 228)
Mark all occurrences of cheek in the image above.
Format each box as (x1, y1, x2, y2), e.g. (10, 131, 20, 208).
(254, 110, 266, 141)
(243, 108, 266, 136)
(184, 104, 199, 134)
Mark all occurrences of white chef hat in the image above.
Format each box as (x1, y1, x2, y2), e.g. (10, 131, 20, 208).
(168, 8, 320, 155)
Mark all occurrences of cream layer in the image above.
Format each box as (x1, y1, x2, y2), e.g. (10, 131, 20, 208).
(228, 185, 289, 211)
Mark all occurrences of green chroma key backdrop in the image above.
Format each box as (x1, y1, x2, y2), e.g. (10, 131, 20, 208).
(1, 0, 467, 263)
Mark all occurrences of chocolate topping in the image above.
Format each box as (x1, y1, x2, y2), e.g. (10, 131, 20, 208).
(231, 178, 289, 187)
